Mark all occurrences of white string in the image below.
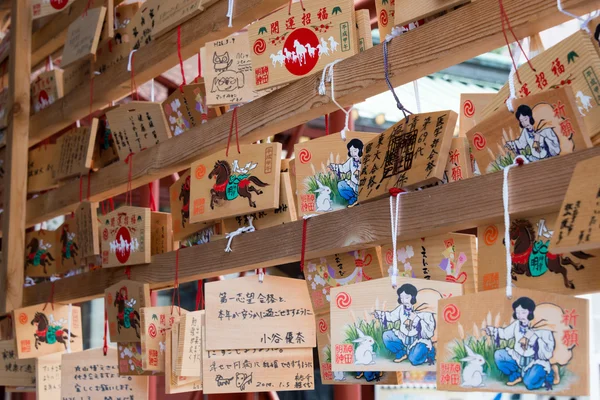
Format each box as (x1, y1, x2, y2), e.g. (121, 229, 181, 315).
(557, 0, 599, 34)
(257, 268, 265, 283)
(114, 3, 118, 30)
(505, 40, 522, 113)
(224, 216, 255, 252)
(502, 156, 528, 299)
(127, 50, 138, 72)
(67, 303, 72, 354)
(413, 81, 421, 114)
(318, 60, 352, 140)
(227, 0, 234, 27)
(389, 195, 400, 288)
(47, 56, 54, 71)
(151, 78, 155, 102)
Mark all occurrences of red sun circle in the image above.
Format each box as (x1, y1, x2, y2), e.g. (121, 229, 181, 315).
(38, 90, 49, 104)
(283, 28, 320, 77)
(115, 226, 132, 264)
(380, 10, 389, 27)
(51, 0, 69, 10)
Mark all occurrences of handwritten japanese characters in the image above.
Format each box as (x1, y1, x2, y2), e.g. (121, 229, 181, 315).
(550, 156, 600, 253)
(190, 143, 282, 224)
(481, 31, 600, 143)
(0, 340, 35, 387)
(32, 0, 76, 19)
(437, 288, 589, 396)
(140, 306, 187, 372)
(358, 111, 457, 203)
(13, 304, 82, 359)
(294, 131, 378, 215)
(176, 311, 204, 377)
(54, 221, 82, 274)
(248, 0, 358, 89)
(165, 328, 202, 394)
(24, 230, 58, 277)
(35, 353, 61, 400)
(61, 348, 149, 399)
(61, 7, 107, 68)
(74, 201, 100, 260)
(478, 212, 600, 295)
(467, 87, 591, 174)
(27, 144, 59, 193)
(459, 93, 495, 137)
(100, 206, 151, 268)
(150, 212, 173, 255)
(30, 70, 63, 114)
(105, 102, 171, 160)
(205, 275, 316, 350)
(444, 137, 473, 183)
(105, 280, 151, 343)
(381, 233, 478, 294)
(93, 28, 131, 76)
(54, 119, 99, 181)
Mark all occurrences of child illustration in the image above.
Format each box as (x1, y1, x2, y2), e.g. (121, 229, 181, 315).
(504, 105, 561, 162)
(328, 138, 363, 206)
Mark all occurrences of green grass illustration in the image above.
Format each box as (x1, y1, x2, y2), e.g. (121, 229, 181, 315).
(487, 152, 516, 173)
(305, 172, 349, 207)
(343, 319, 393, 359)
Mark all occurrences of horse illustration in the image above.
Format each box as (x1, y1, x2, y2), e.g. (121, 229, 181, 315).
(270, 51, 285, 67)
(60, 224, 79, 266)
(25, 238, 55, 274)
(293, 40, 307, 65)
(178, 175, 191, 228)
(31, 312, 77, 350)
(509, 219, 593, 289)
(114, 287, 141, 338)
(208, 160, 269, 209)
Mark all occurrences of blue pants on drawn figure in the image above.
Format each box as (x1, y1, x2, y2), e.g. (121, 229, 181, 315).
(337, 181, 357, 205)
(382, 330, 435, 366)
(494, 349, 554, 390)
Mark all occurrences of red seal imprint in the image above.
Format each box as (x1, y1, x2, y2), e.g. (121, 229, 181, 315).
(195, 164, 206, 180)
(379, 10, 389, 27)
(463, 100, 475, 118)
(318, 318, 328, 333)
(148, 323, 157, 338)
(18, 313, 28, 325)
(298, 148, 312, 164)
(443, 304, 460, 324)
(472, 132, 486, 151)
(484, 225, 498, 246)
(253, 38, 266, 55)
(335, 292, 352, 309)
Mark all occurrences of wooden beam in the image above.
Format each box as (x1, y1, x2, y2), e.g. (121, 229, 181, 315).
(1, 0, 31, 313)
(22, 0, 599, 228)
(28, 0, 289, 147)
(22, 147, 600, 306)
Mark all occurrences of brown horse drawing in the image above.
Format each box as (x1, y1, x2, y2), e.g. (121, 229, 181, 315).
(25, 238, 55, 274)
(114, 287, 141, 338)
(510, 220, 592, 289)
(208, 160, 268, 209)
(31, 312, 77, 350)
(179, 175, 191, 227)
(60, 224, 79, 266)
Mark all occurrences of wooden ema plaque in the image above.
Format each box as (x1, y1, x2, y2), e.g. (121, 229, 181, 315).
(394, 0, 468, 27)
(62, 59, 91, 96)
(330, 277, 462, 372)
(140, 306, 187, 372)
(205, 275, 316, 350)
(221, 171, 297, 232)
(27, 143, 59, 194)
(550, 156, 600, 253)
(481, 31, 600, 142)
(304, 247, 383, 315)
(0, 340, 36, 387)
(61, 348, 149, 399)
(32, 0, 76, 19)
(13, 304, 82, 359)
(358, 111, 457, 203)
(36, 353, 61, 400)
(24, 230, 58, 277)
(459, 93, 495, 137)
(355, 10, 373, 53)
(30, 69, 64, 114)
(61, 7, 107, 68)
(162, 87, 200, 136)
(54, 119, 99, 181)
(94, 28, 131, 76)
(92, 118, 120, 170)
(381, 233, 478, 294)
(466, 87, 592, 175)
(478, 212, 600, 295)
(436, 288, 589, 396)
(54, 221, 82, 274)
(100, 206, 151, 268)
(189, 142, 282, 224)
(150, 211, 173, 255)
(443, 137, 473, 183)
(118, 342, 155, 376)
(294, 131, 378, 215)
(182, 83, 210, 125)
(170, 170, 213, 241)
(165, 327, 202, 394)
(248, 0, 358, 90)
(105, 280, 150, 343)
(74, 201, 100, 260)
(176, 311, 204, 377)
(374, 0, 395, 39)
(105, 102, 171, 160)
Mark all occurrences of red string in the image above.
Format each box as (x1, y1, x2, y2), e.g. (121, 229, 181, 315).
(148, 182, 158, 212)
(389, 188, 405, 197)
(100, 201, 106, 215)
(130, 53, 138, 101)
(109, 198, 115, 211)
(498, 0, 535, 84)
(177, 26, 186, 91)
(289, 0, 305, 14)
(300, 218, 309, 273)
(194, 52, 202, 83)
(225, 108, 240, 156)
(124, 153, 134, 206)
(171, 249, 181, 316)
(42, 282, 55, 311)
(195, 280, 204, 311)
(325, 114, 329, 135)
(82, 0, 92, 17)
(103, 308, 108, 356)
(125, 266, 131, 280)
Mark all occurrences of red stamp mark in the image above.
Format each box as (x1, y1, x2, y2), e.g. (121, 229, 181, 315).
(318, 318, 328, 333)
(379, 9, 388, 26)
(311, 290, 324, 309)
(148, 323, 157, 338)
(335, 292, 351, 309)
(463, 100, 475, 118)
(300, 194, 315, 212)
(149, 349, 158, 367)
(483, 272, 500, 290)
(193, 198, 205, 216)
(255, 66, 269, 86)
(321, 362, 333, 381)
(298, 148, 311, 164)
(195, 165, 206, 180)
(253, 39, 266, 55)
(20, 340, 31, 353)
(442, 304, 460, 323)
(335, 344, 354, 364)
(483, 225, 498, 246)
(472, 132, 486, 151)
(18, 313, 28, 325)
(440, 362, 461, 386)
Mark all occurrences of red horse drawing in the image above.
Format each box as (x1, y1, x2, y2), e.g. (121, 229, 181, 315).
(208, 160, 268, 209)
(178, 175, 191, 227)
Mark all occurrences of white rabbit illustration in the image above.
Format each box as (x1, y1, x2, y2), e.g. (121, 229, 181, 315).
(314, 179, 332, 212)
(460, 343, 486, 388)
(353, 326, 376, 365)
(333, 370, 346, 381)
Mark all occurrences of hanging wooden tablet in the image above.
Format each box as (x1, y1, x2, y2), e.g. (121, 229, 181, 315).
(100, 206, 151, 268)
(459, 93, 495, 137)
(13, 304, 82, 359)
(478, 212, 600, 295)
(288, 158, 300, 212)
(74, 201, 100, 260)
(205, 275, 316, 350)
(32, 0, 76, 19)
(176, 311, 204, 377)
(105, 280, 151, 343)
(92, 118, 120, 170)
(27, 143, 59, 193)
(30, 70, 64, 114)
(182, 83, 209, 124)
(190, 142, 282, 224)
(105, 102, 171, 160)
(35, 353, 61, 400)
(118, 342, 154, 376)
(54, 221, 82, 274)
(61, 348, 149, 399)
(444, 137, 473, 183)
(394, 0, 468, 28)
(0, 340, 36, 387)
(550, 156, 600, 253)
(467, 87, 591, 175)
(115, 2, 141, 29)
(248, 0, 358, 90)
(62, 59, 91, 96)
(358, 110, 458, 203)
(381, 233, 477, 294)
(24, 230, 58, 277)
(374, 0, 395, 39)
(355, 10, 373, 53)
(330, 277, 462, 371)
(150, 212, 173, 255)
(54, 120, 98, 181)
(162, 88, 199, 136)
(94, 28, 131, 75)
(61, 7, 107, 68)
(481, 31, 600, 142)
(140, 306, 188, 372)
(165, 328, 202, 393)
(304, 247, 384, 315)
(295, 131, 378, 215)
(170, 170, 212, 241)
(436, 288, 589, 396)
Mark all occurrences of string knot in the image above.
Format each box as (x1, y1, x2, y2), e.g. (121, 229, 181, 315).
(389, 187, 405, 197)
(318, 60, 352, 140)
(225, 216, 256, 252)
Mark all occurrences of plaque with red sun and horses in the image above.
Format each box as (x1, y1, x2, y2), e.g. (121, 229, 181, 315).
(248, 0, 358, 90)
(100, 206, 151, 268)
